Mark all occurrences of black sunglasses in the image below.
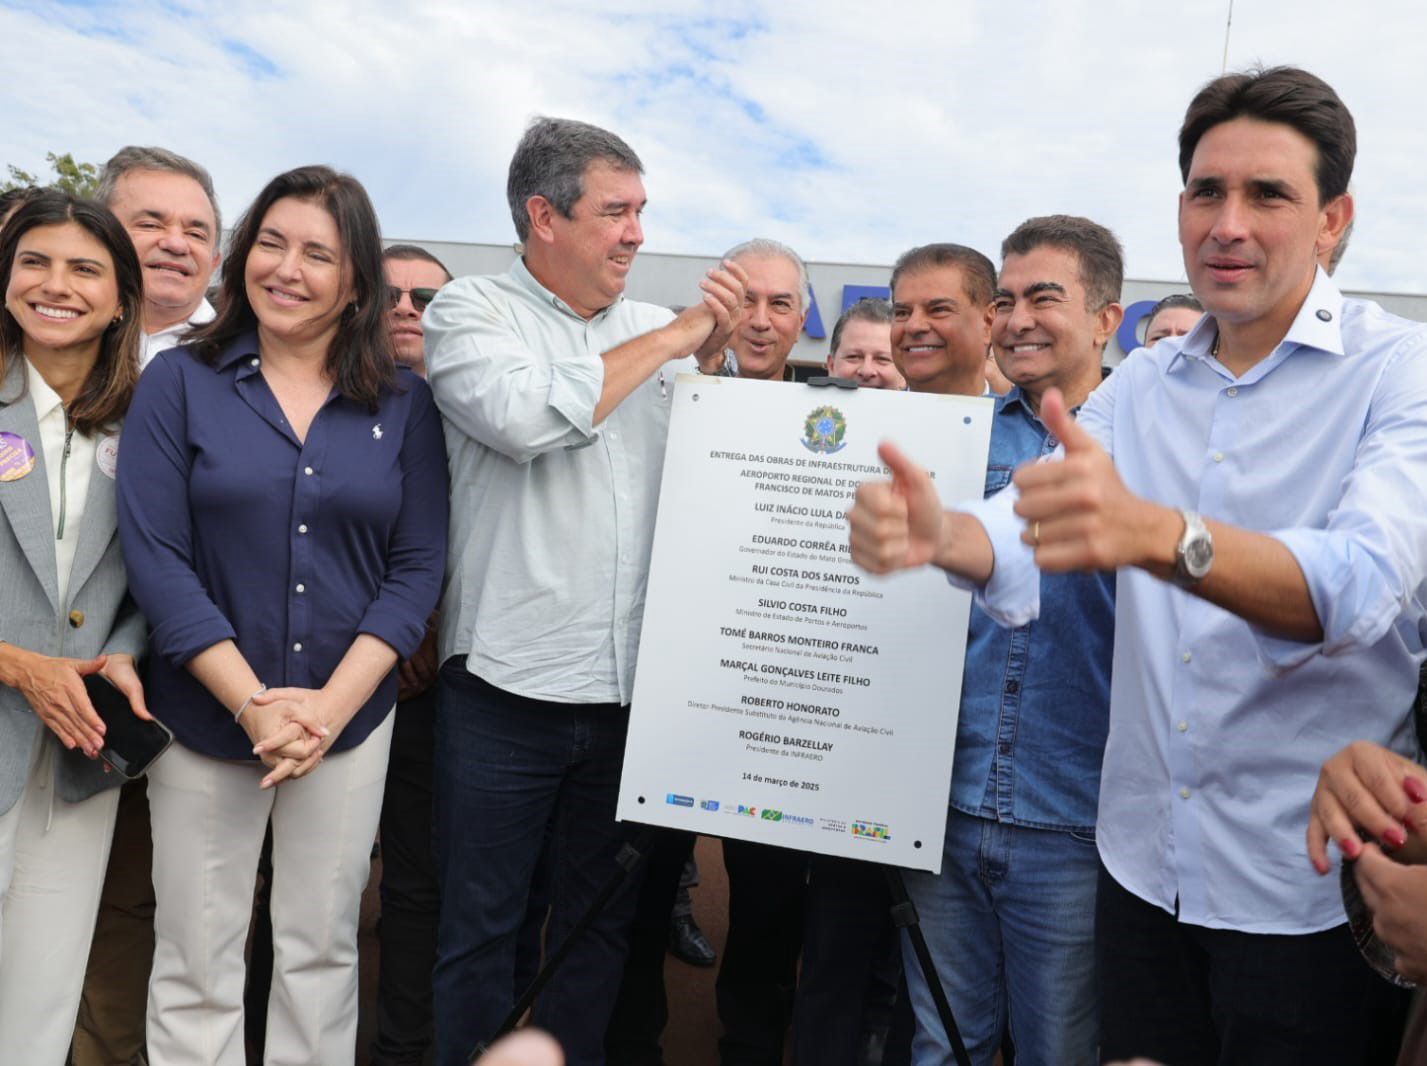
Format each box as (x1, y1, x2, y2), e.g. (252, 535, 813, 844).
(386, 285, 440, 313)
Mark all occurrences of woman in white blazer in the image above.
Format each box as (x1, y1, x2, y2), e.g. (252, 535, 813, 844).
(0, 191, 150, 1064)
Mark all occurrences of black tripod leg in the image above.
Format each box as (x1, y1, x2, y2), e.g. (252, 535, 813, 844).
(468, 826, 658, 1064)
(883, 865, 973, 1066)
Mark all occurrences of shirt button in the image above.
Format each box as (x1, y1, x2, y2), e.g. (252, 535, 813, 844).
(250, 358, 259, 367)
(1180, 787, 1192, 799)
(1213, 452, 1224, 463)
(304, 466, 314, 476)
(295, 583, 305, 594)
(298, 524, 308, 534)
(1226, 386, 1239, 397)
(1178, 720, 1189, 733)
(293, 642, 303, 653)
(1182, 651, 1192, 663)
(998, 742, 1012, 755)
(1004, 679, 1020, 695)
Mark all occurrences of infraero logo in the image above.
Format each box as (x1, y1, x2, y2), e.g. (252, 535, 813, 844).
(665, 794, 694, 808)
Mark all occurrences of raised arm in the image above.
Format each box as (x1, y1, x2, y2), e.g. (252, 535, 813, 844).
(847, 441, 994, 582)
(593, 260, 746, 424)
(1013, 389, 1321, 640)
(426, 263, 745, 464)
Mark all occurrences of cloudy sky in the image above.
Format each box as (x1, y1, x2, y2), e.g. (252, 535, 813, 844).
(4, 0, 1424, 292)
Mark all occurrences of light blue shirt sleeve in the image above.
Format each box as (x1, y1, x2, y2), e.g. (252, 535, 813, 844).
(1255, 337, 1427, 669)
(946, 369, 1120, 629)
(424, 277, 605, 464)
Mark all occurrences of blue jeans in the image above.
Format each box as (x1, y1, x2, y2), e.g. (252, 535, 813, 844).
(431, 663, 638, 1066)
(901, 810, 1099, 1066)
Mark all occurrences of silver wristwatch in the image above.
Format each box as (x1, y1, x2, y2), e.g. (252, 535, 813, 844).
(1173, 510, 1214, 586)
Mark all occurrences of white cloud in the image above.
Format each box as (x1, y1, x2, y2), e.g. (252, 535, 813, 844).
(3, 0, 1424, 291)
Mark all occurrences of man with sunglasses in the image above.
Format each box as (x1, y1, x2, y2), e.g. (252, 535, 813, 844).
(370, 241, 452, 1065)
(384, 243, 452, 378)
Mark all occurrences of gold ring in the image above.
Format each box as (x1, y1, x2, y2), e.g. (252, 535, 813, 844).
(1032, 520, 1041, 545)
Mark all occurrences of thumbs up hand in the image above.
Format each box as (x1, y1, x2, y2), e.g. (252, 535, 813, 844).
(847, 441, 947, 573)
(1013, 388, 1174, 573)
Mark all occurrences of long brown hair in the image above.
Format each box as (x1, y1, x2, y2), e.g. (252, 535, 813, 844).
(187, 165, 396, 408)
(0, 192, 143, 435)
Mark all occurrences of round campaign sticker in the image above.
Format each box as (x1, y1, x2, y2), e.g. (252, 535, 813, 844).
(97, 433, 120, 479)
(0, 431, 36, 482)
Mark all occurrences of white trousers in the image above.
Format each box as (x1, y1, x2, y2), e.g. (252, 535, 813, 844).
(0, 739, 120, 1066)
(145, 712, 393, 1066)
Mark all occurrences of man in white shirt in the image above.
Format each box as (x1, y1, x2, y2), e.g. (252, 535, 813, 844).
(422, 116, 744, 1066)
(71, 144, 223, 1066)
(97, 146, 222, 370)
(847, 66, 1424, 1065)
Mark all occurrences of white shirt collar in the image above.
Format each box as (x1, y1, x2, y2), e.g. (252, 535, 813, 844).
(24, 358, 65, 424)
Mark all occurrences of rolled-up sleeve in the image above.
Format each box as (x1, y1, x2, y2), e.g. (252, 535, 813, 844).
(116, 353, 238, 666)
(947, 375, 1118, 628)
(1256, 343, 1427, 669)
(424, 278, 605, 463)
(100, 593, 146, 661)
(356, 381, 449, 658)
(949, 485, 1040, 627)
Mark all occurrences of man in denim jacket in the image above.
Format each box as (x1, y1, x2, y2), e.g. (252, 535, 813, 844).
(900, 216, 1123, 1066)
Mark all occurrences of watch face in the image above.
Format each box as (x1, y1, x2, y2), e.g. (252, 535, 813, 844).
(1185, 536, 1213, 576)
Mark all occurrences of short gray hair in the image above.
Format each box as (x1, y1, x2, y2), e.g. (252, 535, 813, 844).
(96, 145, 222, 235)
(722, 237, 811, 312)
(507, 117, 643, 242)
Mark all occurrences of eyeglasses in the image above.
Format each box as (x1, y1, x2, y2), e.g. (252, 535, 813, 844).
(386, 286, 440, 313)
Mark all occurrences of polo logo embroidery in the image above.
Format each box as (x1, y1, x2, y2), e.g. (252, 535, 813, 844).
(372, 424, 383, 440)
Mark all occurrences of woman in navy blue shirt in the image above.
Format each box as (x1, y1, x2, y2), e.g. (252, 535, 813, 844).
(117, 165, 448, 1066)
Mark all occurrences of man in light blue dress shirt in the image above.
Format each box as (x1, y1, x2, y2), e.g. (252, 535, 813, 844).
(847, 66, 1426, 1065)
(422, 117, 746, 1066)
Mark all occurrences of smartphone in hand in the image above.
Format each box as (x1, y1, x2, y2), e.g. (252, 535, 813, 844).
(83, 673, 173, 778)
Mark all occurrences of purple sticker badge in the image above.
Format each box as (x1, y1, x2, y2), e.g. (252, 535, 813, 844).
(97, 433, 119, 479)
(0, 431, 36, 482)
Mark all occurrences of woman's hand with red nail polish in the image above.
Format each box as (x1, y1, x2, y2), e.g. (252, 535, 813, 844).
(1309, 741, 1427, 874)
(1405, 777, 1427, 805)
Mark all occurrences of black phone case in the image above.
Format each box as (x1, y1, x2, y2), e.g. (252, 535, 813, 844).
(83, 673, 174, 778)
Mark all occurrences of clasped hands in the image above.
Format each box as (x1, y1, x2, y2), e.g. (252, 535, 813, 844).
(678, 258, 748, 372)
(241, 687, 342, 789)
(848, 388, 1162, 577)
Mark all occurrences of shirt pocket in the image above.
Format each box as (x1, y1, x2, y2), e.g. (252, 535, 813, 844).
(984, 465, 1013, 497)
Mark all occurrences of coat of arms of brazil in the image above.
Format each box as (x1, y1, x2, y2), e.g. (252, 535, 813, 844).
(801, 405, 848, 455)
